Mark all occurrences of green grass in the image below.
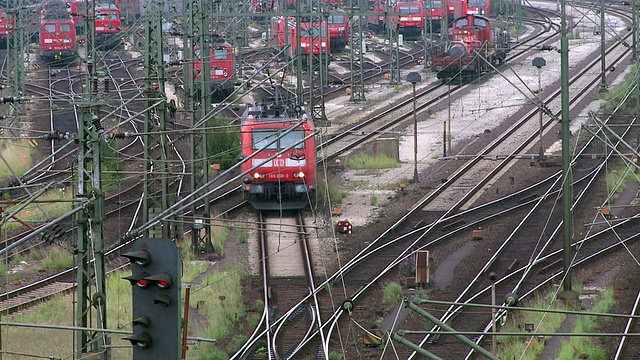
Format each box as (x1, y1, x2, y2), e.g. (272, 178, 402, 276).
(316, 176, 348, 207)
(555, 289, 616, 360)
(605, 167, 638, 194)
(382, 282, 403, 306)
(370, 194, 378, 206)
(237, 228, 249, 244)
(41, 246, 74, 270)
(211, 220, 229, 256)
(498, 291, 569, 360)
(342, 153, 401, 169)
(0, 140, 34, 180)
(3, 190, 73, 231)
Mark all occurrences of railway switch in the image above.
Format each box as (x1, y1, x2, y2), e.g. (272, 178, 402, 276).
(122, 238, 182, 359)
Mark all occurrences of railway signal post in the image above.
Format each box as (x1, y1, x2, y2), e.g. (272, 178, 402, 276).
(122, 238, 182, 359)
(532, 57, 546, 162)
(407, 72, 422, 183)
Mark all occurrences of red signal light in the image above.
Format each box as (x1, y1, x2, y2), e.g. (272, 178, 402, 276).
(146, 273, 173, 289)
(136, 278, 149, 288)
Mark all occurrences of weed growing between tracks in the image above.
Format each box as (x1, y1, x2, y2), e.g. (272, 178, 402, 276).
(556, 289, 616, 360)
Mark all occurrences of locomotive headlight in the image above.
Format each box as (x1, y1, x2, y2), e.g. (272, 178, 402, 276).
(293, 171, 305, 178)
(253, 172, 261, 179)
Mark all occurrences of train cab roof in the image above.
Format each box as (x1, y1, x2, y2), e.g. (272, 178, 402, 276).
(452, 14, 490, 28)
(242, 101, 311, 126)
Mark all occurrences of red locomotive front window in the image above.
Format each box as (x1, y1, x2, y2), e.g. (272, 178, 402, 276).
(252, 130, 305, 150)
(60, 24, 72, 33)
(455, 18, 468, 27)
(398, 5, 420, 14)
(473, 18, 487, 27)
(328, 15, 344, 24)
(213, 48, 228, 60)
(44, 24, 56, 33)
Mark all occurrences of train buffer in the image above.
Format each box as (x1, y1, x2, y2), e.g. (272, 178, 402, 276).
(363, 329, 385, 347)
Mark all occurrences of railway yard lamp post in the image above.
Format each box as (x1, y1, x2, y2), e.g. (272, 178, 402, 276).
(532, 57, 546, 162)
(407, 72, 422, 184)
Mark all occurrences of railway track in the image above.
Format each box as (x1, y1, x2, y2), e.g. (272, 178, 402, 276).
(230, 4, 640, 358)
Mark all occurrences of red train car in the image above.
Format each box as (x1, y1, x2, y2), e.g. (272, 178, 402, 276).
(94, 3, 123, 49)
(40, 3, 76, 64)
(327, 9, 348, 51)
(424, 0, 447, 32)
(393, 0, 424, 39)
(431, 14, 509, 82)
(192, 40, 236, 101)
(240, 94, 316, 210)
(466, 0, 490, 17)
(270, 16, 330, 62)
(0, 9, 14, 45)
(448, 0, 467, 23)
(368, 0, 424, 39)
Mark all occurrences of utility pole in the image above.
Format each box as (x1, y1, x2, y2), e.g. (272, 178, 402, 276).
(6, 0, 28, 137)
(142, 0, 174, 239)
(633, 0, 637, 61)
(349, 0, 366, 102)
(388, 0, 401, 85)
(308, 2, 328, 123)
(185, 0, 213, 253)
(559, 0, 575, 297)
(75, 0, 108, 357)
(598, 0, 607, 92)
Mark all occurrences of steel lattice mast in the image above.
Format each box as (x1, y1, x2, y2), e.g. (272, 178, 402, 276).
(142, 0, 175, 239)
(6, 0, 28, 137)
(348, 0, 366, 102)
(75, 0, 108, 357)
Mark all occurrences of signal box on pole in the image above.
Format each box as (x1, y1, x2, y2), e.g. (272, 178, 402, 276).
(122, 238, 181, 359)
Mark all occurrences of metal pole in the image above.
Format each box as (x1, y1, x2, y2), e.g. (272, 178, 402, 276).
(490, 272, 497, 355)
(538, 66, 544, 160)
(560, 0, 574, 294)
(181, 287, 191, 360)
(599, 0, 607, 92)
(633, 0, 637, 61)
(413, 82, 418, 183)
(447, 84, 451, 152)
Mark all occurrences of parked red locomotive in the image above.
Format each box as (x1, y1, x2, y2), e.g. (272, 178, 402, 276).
(466, 0, 490, 17)
(431, 13, 509, 82)
(40, 1, 77, 64)
(240, 90, 316, 210)
(191, 39, 236, 102)
(270, 16, 330, 63)
(368, 0, 424, 39)
(0, 9, 14, 46)
(327, 9, 349, 51)
(94, 2, 123, 49)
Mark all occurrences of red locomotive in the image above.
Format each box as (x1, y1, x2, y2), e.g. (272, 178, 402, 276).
(431, 13, 509, 82)
(270, 16, 330, 63)
(466, 0, 490, 17)
(0, 9, 14, 46)
(94, 2, 123, 49)
(240, 90, 316, 210)
(40, 1, 77, 64)
(368, 0, 425, 39)
(191, 39, 236, 102)
(327, 9, 349, 52)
